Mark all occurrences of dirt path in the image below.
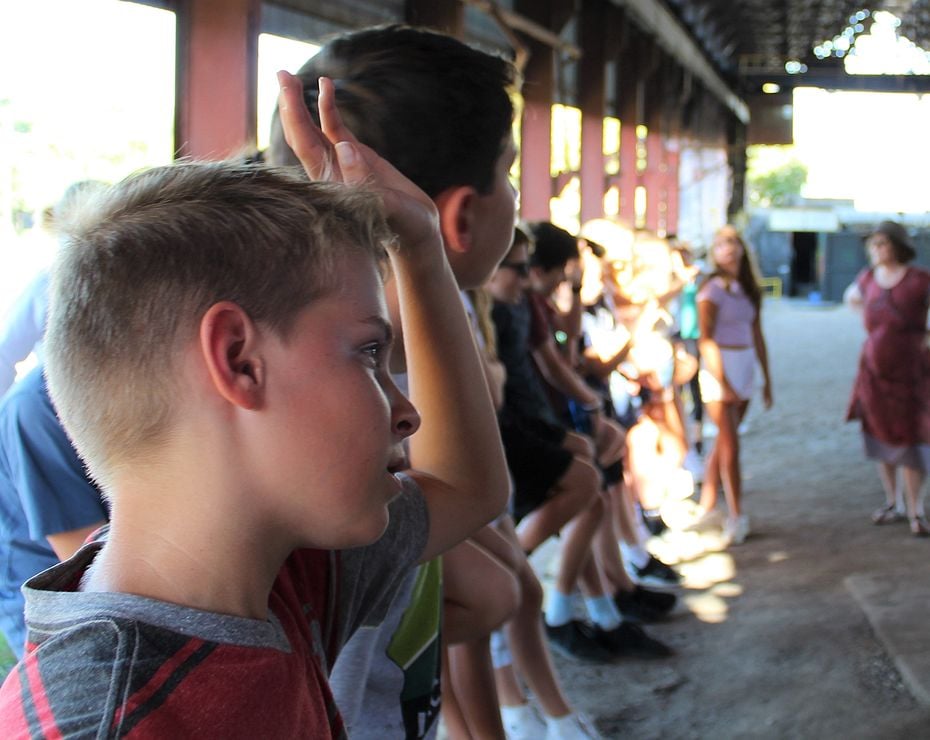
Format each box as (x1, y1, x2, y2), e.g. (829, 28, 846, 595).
(557, 299, 930, 738)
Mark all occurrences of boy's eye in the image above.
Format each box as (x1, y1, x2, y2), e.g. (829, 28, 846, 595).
(360, 343, 386, 368)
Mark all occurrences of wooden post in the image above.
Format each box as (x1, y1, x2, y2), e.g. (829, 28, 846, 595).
(579, 0, 608, 224)
(175, 0, 260, 160)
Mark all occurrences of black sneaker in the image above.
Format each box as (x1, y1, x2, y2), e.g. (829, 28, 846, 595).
(631, 555, 681, 588)
(632, 584, 677, 613)
(593, 622, 674, 658)
(614, 586, 676, 623)
(545, 620, 614, 663)
(642, 509, 668, 537)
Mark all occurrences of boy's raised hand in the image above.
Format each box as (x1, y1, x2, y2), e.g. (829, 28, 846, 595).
(276, 71, 441, 261)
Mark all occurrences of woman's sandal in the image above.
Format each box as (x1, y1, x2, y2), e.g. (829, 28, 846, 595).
(909, 516, 930, 538)
(872, 503, 906, 525)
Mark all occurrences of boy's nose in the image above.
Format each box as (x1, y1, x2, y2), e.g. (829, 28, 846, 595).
(391, 388, 421, 439)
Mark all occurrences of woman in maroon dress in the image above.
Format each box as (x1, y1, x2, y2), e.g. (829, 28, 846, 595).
(846, 221, 930, 536)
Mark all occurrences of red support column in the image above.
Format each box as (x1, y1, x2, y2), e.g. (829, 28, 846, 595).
(515, 0, 574, 222)
(665, 144, 680, 236)
(579, 0, 608, 224)
(520, 101, 553, 221)
(615, 26, 643, 227)
(641, 47, 667, 233)
(644, 132, 665, 232)
(617, 104, 637, 225)
(580, 114, 604, 223)
(175, 0, 260, 160)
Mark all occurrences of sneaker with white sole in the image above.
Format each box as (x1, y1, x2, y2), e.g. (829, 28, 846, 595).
(682, 506, 725, 533)
(502, 702, 547, 740)
(724, 514, 750, 545)
(545, 713, 603, 740)
(627, 554, 681, 588)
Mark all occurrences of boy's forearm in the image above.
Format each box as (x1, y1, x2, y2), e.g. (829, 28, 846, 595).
(533, 343, 601, 407)
(394, 257, 509, 518)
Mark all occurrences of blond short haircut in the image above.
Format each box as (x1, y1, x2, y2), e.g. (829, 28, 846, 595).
(46, 161, 390, 487)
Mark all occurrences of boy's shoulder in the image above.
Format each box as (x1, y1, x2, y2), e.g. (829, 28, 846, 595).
(0, 478, 429, 736)
(0, 542, 345, 737)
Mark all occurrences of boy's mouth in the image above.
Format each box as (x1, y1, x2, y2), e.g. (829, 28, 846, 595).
(387, 454, 409, 474)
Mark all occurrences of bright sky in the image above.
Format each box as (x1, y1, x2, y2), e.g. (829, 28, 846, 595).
(0, 1, 317, 316)
(793, 87, 930, 212)
(792, 10, 930, 213)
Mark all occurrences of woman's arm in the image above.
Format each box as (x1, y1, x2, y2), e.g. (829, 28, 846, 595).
(752, 312, 773, 408)
(844, 281, 863, 312)
(697, 298, 737, 403)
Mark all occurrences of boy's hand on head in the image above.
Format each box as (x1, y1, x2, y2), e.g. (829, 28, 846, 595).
(277, 71, 442, 266)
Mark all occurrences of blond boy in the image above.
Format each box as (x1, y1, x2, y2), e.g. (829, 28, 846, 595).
(0, 75, 507, 736)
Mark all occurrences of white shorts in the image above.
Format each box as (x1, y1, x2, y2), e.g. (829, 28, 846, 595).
(699, 347, 756, 402)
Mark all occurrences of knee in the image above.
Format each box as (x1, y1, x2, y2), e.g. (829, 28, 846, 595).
(517, 564, 544, 613)
(565, 431, 596, 460)
(479, 567, 521, 634)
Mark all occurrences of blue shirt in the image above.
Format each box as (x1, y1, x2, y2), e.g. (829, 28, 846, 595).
(0, 366, 106, 656)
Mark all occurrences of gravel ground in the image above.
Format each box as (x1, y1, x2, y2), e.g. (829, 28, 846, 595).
(550, 298, 930, 739)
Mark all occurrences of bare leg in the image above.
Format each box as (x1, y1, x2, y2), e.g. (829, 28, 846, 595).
(443, 537, 519, 644)
(902, 465, 926, 519)
(494, 518, 574, 718)
(700, 400, 744, 517)
(625, 419, 666, 510)
(595, 417, 626, 468)
(515, 457, 600, 556)
(612, 480, 642, 548)
(700, 428, 722, 512)
(551, 494, 603, 596)
(440, 657, 471, 740)
(877, 462, 899, 509)
(446, 638, 506, 739)
(593, 490, 636, 592)
(442, 536, 519, 739)
(660, 395, 688, 465)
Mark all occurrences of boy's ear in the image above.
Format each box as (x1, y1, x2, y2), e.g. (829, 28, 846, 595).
(200, 302, 265, 410)
(434, 185, 478, 255)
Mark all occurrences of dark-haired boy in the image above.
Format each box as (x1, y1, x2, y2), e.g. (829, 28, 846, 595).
(267, 25, 521, 739)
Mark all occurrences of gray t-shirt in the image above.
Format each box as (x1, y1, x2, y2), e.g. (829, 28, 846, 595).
(0, 477, 428, 737)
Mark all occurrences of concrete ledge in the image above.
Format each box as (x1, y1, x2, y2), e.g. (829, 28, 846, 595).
(846, 572, 930, 707)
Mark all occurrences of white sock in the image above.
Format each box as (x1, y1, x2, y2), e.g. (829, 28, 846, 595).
(620, 541, 651, 569)
(502, 702, 547, 735)
(545, 590, 575, 627)
(490, 629, 512, 669)
(633, 503, 655, 545)
(584, 594, 622, 630)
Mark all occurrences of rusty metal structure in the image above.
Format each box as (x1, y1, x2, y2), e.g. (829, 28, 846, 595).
(133, 0, 930, 237)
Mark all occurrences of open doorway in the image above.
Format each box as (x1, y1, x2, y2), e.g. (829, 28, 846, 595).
(791, 231, 818, 297)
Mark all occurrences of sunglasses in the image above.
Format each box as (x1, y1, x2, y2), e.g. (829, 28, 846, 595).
(500, 261, 530, 278)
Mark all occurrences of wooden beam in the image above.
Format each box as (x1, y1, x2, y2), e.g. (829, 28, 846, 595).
(462, 0, 580, 59)
(609, 0, 748, 122)
(406, 0, 464, 36)
(175, 0, 260, 159)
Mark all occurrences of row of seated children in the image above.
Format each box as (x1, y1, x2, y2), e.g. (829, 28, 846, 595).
(570, 220, 714, 542)
(0, 24, 701, 740)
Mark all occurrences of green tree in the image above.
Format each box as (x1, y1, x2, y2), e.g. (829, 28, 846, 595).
(748, 160, 808, 208)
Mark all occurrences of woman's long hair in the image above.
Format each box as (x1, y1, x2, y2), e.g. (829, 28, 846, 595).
(708, 225, 763, 309)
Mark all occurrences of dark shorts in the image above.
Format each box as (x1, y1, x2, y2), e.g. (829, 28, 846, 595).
(499, 416, 573, 523)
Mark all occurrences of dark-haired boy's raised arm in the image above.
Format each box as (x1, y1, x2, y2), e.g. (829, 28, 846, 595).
(278, 73, 509, 561)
